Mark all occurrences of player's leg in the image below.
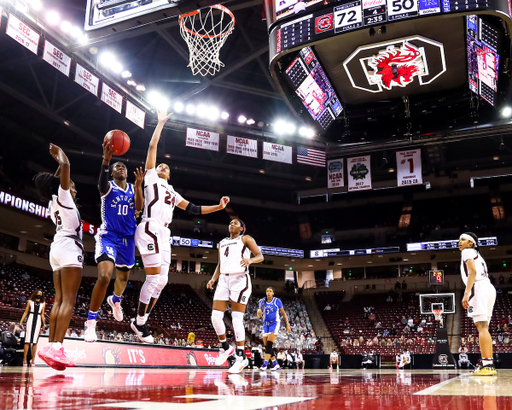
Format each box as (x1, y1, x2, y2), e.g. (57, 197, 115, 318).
(108, 236, 136, 321)
(471, 284, 497, 375)
(212, 275, 233, 366)
(23, 344, 29, 366)
(49, 269, 62, 344)
(228, 274, 252, 373)
(143, 250, 169, 323)
(266, 332, 279, 371)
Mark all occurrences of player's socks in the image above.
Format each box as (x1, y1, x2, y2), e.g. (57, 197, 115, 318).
(112, 293, 122, 304)
(220, 339, 230, 351)
(136, 315, 145, 326)
(272, 359, 278, 367)
(262, 360, 268, 368)
(482, 358, 494, 367)
(144, 313, 150, 324)
(88, 311, 98, 321)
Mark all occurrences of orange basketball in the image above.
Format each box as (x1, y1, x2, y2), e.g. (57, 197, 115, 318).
(104, 130, 130, 156)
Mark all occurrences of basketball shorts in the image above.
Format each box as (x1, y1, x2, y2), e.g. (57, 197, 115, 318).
(263, 320, 281, 336)
(49, 237, 83, 271)
(214, 273, 252, 305)
(468, 279, 496, 323)
(95, 230, 135, 269)
(135, 220, 171, 268)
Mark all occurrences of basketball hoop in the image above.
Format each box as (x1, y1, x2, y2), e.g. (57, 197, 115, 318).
(179, 4, 235, 77)
(433, 309, 443, 326)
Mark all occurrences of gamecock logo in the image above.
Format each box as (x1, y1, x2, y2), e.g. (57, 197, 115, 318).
(368, 42, 424, 90)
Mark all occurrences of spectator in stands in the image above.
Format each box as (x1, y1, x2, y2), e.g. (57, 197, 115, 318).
(375, 321, 382, 329)
(417, 324, 423, 333)
(496, 324, 503, 334)
(499, 274, 505, 285)
(277, 350, 286, 368)
(295, 350, 305, 369)
(402, 280, 407, 290)
(386, 295, 393, 303)
(395, 280, 401, 290)
(323, 304, 331, 311)
(403, 325, 411, 334)
(187, 331, 195, 346)
(342, 317, 350, 326)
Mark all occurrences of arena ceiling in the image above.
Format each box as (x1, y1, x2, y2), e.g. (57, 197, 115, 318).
(2, 0, 512, 224)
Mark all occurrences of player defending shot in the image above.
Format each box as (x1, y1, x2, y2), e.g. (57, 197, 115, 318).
(459, 232, 497, 376)
(208, 219, 264, 373)
(84, 141, 144, 342)
(133, 108, 230, 343)
(257, 287, 291, 372)
(34, 144, 82, 370)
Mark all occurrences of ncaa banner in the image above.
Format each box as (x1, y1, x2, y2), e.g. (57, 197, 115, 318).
(327, 159, 344, 188)
(186, 128, 220, 152)
(396, 149, 423, 186)
(347, 155, 372, 191)
(226, 135, 258, 158)
(263, 142, 292, 164)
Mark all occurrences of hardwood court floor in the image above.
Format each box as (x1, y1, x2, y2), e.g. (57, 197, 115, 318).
(1, 367, 510, 409)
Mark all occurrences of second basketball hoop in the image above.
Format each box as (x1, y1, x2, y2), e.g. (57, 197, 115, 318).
(179, 4, 235, 77)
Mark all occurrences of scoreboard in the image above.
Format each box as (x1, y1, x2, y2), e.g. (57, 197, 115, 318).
(267, 0, 511, 61)
(406, 236, 498, 251)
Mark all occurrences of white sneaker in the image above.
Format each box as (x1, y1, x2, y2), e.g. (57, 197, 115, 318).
(215, 345, 235, 366)
(228, 356, 248, 374)
(107, 295, 123, 321)
(84, 320, 97, 343)
(130, 318, 154, 344)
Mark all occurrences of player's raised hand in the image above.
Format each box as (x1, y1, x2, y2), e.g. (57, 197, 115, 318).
(102, 140, 113, 163)
(134, 167, 146, 188)
(219, 196, 230, 209)
(157, 108, 172, 124)
(49, 143, 62, 161)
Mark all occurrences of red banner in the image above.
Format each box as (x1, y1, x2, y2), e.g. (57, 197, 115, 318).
(35, 337, 228, 368)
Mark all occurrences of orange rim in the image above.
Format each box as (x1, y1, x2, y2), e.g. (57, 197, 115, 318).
(179, 4, 235, 39)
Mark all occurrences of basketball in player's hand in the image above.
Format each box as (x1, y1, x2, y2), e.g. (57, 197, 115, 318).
(104, 130, 130, 156)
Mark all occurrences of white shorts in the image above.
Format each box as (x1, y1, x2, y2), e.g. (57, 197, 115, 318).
(468, 280, 496, 323)
(214, 273, 252, 305)
(135, 220, 171, 267)
(49, 237, 83, 271)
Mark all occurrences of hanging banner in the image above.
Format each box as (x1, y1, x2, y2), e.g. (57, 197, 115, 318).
(186, 128, 220, 151)
(6, 14, 40, 55)
(347, 155, 372, 191)
(42, 40, 71, 77)
(0, 7, 4, 28)
(396, 149, 423, 186)
(75, 64, 99, 96)
(125, 100, 145, 129)
(226, 135, 258, 158)
(262, 142, 293, 164)
(101, 83, 123, 113)
(327, 159, 344, 188)
(297, 146, 326, 167)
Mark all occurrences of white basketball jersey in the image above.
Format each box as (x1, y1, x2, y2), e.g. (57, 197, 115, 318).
(460, 248, 489, 285)
(49, 186, 82, 243)
(330, 352, 338, 359)
(219, 235, 251, 275)
(141, 168, 184, 226)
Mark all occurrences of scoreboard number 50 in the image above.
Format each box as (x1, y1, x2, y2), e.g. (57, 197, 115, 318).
(387, 0, 418, 16)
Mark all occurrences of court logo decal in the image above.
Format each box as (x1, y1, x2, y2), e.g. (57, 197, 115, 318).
(102, 346, 121, 365)
(438, 354, 448, 365)
(343, 35, 446, 93)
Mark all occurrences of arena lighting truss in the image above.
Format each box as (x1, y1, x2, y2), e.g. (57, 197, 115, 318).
(343, 35, 447, 94)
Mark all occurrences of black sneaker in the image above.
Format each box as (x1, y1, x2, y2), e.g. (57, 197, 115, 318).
(130, 319, 154, 343)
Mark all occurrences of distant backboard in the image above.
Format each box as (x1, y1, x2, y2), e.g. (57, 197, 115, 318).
(419, 293, 455, 315)
(84, 0, 220, 38)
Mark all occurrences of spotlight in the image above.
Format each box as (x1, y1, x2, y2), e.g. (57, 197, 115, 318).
(286, 123, 296, 134)
(46, 11, 60, 25)
(207, 107, 220, 120)
(238, 115, 247, 123)
(220, 111, 229, 120)
(246, 119, 255, 125)
(186, 104, 196, 115)
(174, 102, 184, 113)
(29, 0, 42, 10)
(121, 71, 132, 78)
(196, 104, 207, 118)
(99, 52, 115, 66)
(135, 84, 146, 91)
(127, 80, 136, 86)
(147, 91, 169, 110)
(60, 21, 71, 33)
(78, 34, 89, 45)
(273, 120, 287, 134)
(299, 126, 315, 138)
(111, 62, 123, 74)
(70, 26, 83, 39)
(15, 1, 28, 13)
(502, 106, 512, 117)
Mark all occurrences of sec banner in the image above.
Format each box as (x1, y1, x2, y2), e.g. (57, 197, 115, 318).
(396, 149, 423, 186)
(6, 14, 40, 55)
(227, 135, 258, 158)
(263, 142, 292, 164)
(327, 159, 344, 188)
(125, 100, 145, 129)
(43, 41, 71, 77)
(186, 128, 220, 152)
(347, 155, 372, 191)
(75, 64, 99, 96)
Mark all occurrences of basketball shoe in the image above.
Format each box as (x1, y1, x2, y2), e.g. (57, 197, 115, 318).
(58, 347, 75, 367)
(228, 355, 249, 374)
(130, 318, 154, 344)
(472, 365, 497, 376)
(270, 362, 281, 372)
(84, 319, 97, 343)
(107, 295, 123, 321)
(215, 345, 235, 366)
(38, 345, 66, 371)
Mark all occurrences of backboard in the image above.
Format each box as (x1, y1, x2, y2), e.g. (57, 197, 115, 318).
(419, 293, 455, 315)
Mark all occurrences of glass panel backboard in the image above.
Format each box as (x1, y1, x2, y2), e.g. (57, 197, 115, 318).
(419, 293, 455, 315)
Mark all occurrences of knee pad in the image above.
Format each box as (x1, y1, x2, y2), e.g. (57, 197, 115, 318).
(152, 266, 168, 299)
(231, 311, 245, 343)
(211, 310, 226, 336)
(139, 275, 160, 304)
(266, 340, 274, 357)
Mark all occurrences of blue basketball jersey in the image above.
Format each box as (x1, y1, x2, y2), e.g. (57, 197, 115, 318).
(99, 181, 136, 236)
(259, 297, 283, 323)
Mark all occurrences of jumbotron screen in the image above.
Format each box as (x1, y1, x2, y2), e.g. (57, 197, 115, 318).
(466, 15, 500, 106)
(285, 47, 343, 129)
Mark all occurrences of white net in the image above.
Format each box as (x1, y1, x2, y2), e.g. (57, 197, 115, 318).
(179, 5, 235, 77)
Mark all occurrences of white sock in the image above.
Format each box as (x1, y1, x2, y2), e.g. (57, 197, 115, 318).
(52, 342, 62, 350)
(482, 358, 493, 366)
(144, 313, 149, 324)
(136, 315, 145, 326)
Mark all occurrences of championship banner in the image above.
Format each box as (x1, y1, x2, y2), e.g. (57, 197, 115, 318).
(186, 128, 220, 152)
(125, 100, 145, 129)
(43, 40, 71, 77)
(396, 149, 423, 186)
(262, 142, 293, 164)
(226, 135, 258, 158)
(75, 64, 99, 96)
(347, 155, 372, 191)
(101, 83, 123, 113)
(327, 159, 344, 189)
(6, 14, 40, 55)
(35, 337, 228, 368)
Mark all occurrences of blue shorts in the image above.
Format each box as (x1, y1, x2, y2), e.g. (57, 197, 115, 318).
(263, 321, 280, 336)
(94, 231, 135, 269)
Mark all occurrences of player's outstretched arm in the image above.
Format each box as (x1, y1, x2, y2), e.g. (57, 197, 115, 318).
(462, 259, 477, 309)
(176, 196, 230, 215)
(98, 141, 112, 196)
(145, 108, 171, 170)
(241, 235, 264, 267)
(49, 143, 70, 190)
(134, 167, 145, 212)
